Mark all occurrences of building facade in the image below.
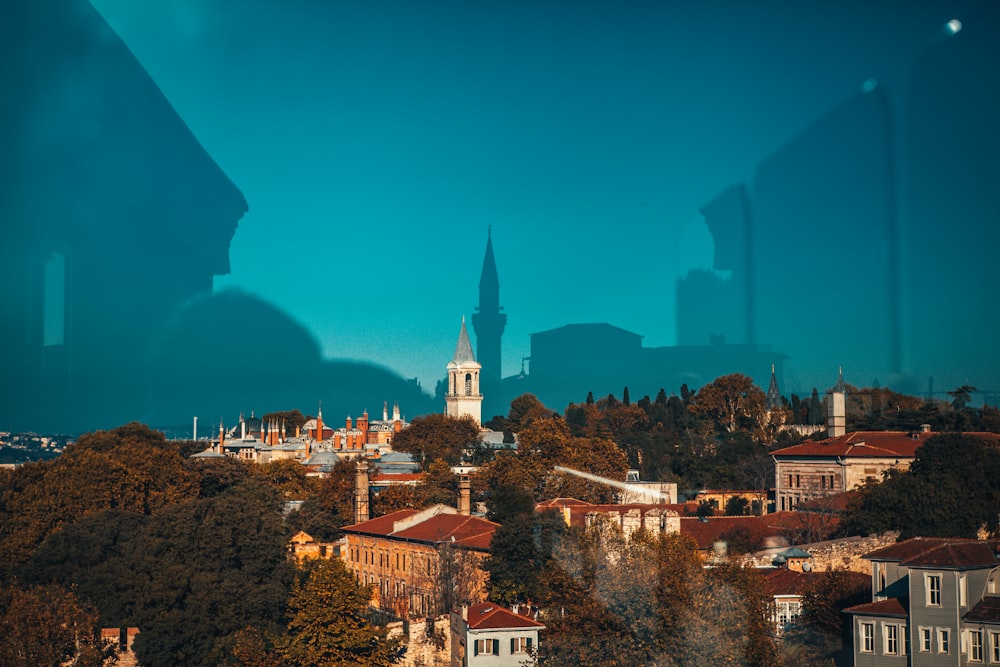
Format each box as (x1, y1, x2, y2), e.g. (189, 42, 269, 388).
(450, 602, 544, 667)
(846, 537, 1000, 666)
(341, 504, 498, 621)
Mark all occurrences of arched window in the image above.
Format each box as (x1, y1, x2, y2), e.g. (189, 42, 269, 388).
(465, 373, 472, 395)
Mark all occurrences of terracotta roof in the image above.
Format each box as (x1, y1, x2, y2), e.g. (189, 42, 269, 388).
(343, 507, 498, 551)
(680, 516, 781, 550)
(466, 602, 545, 630)
(844, 597, 908, 618)
(965, 597, 1000, 624)
(772, 431, 1000, 459)
(764, 568, 821, 597)
(370, 473, 423, 484)
(864, 537, 1000, 569)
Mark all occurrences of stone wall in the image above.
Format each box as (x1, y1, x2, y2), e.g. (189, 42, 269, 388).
(743, 532, 899, 573)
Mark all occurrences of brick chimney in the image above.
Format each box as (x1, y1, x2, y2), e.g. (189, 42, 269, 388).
(354, 459, 370, 524)
(458, 474, 471, 516)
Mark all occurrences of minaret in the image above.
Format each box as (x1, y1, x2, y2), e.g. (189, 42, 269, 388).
(471, 228, 506, 409)
(218, 419, 225, 455)
(766, 364, 782, 410)
(827, 367, 847, 438)
(446, 317, 483, 425)
(315, 402, 323, 442)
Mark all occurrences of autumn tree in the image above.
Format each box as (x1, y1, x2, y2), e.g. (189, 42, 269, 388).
(389, 413, 481, 468)
(276, 559, 400, 666)
(478, 417, 628, 503)
(0, 582, 108, 667)
(689, 373, 766, 435)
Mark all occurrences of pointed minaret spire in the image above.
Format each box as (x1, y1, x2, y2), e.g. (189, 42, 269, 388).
(766, 364, 782, 410)
(471, 228, 507, 414)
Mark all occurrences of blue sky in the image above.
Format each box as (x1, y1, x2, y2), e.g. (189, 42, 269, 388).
(88, 0, 976, 394)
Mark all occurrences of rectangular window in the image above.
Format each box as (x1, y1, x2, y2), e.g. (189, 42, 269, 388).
(939, 628, 950, 654)
(511, 637, 533, 654)
(991, 631, 1000, 662)
(927, 574, 942, 606)
(474, 639, 498, 656)
(971, 630, 984, 662)
(919, 627, 932, 652)
(884, 623, 899, 655)
(861, 622, 875, 653)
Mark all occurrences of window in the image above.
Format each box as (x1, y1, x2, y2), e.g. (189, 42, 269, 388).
(991, 631, 1000, 662)
(938, 628, 950, 654)
(919, 627, 932, 652)
(474, 639, 499, 656)
(511, 637, 533, 654)
(861, 622, 875, 653)
(884, 623, 899, 655)
(464, 373, 472, 395)
(971, 630, 984, 662)
(927, 574, 942, 606)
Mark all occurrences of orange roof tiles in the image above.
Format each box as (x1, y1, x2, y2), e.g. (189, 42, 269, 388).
(844, 597, 908, 618)
(466, 602, 545, 630)
(772, 430, 1000, 459)
(864, 537, 1000, 569)
(343, 509, 498, 551)
(679, 516, 782, 550)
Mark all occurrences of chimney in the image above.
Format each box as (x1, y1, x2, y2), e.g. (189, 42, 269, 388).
(315, 402, 324, 442)
(193, 416, 198, 442)
(218, 419, 225, 454)
(461, 604, 468, 621)
(354, 459, 370, 524)
(458, 474, 471, 515)
(827, 367, 847, 438)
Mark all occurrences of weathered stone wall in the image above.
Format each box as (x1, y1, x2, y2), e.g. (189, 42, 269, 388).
(388, 616, 452, 667)
(743, 532, 899, 573)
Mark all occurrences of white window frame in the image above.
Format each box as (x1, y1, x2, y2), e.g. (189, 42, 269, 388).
(919, 626, 932, 652)
(938, 628, 950, 654)
(970, 630, 984, 662)
(990, 631, 1000, 663)
(511, 636, 533, 654)
(926, 573, 942, 606)
(474, 638, 498, 656)
(884, 623, 900, 655)
(861, 621, 875, 653)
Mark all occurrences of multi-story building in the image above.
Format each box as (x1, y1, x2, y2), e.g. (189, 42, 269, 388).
(772, 372, 999, 512)
(342, 475, 498, 620)
(450, 602, 544, 667)
(845, 537, 1000, 666)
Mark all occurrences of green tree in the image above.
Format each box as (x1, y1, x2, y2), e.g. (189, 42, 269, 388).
(843, 433, 1000, 538)
(389, 414, 481, 468)
(276, 559, 400, 666)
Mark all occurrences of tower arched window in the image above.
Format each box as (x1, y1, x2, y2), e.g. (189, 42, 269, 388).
(465, 373, 472, 395)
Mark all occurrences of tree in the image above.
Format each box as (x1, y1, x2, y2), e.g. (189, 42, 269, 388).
(277, 559, 400, 666)
(843, 433, 1000, 539)
(724, 495, 750, 516)
(689, 373, 766, 434)
(0, 582, 108, 667)
(506, 393, 556, 431)
(388, 414, 481, 468)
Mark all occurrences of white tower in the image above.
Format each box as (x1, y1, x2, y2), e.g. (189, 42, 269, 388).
(446, 317, 482, 425)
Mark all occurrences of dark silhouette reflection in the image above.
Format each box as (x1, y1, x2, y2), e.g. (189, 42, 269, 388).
(0, 0, 432, 433)
(904, 6, 1000, 396)
(145, 290, 435, 431)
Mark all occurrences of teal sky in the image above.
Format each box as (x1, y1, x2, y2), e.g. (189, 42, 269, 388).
(88, 0, 973, 394)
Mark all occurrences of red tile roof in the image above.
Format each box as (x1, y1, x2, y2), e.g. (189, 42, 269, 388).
(764, 568, 870, 598)
(535, 498, 595, 509)
(466, 602, 545, 630)
(772, 431, 1000, 459)
(864, 537, 1000, 569)
(844, 597, 908, 618)
(370, 473, 422, 484)
(965, 597, 1000, 624)
(343, 507, 498, 551)
(679, 516, 782, 550)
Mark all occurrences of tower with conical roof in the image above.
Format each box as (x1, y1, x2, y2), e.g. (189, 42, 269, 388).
(471, 228, 506, 410)
(446, 317, 483, 425)
(766, 364, 782, 410)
